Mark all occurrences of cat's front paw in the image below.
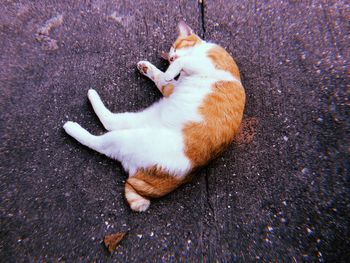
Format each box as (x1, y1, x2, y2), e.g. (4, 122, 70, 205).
(137, 61, 151, 75)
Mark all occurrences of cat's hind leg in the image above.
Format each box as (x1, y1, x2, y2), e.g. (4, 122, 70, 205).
(63, 121, 131, 159)
(87, 89, 114, 130)
(63, 121, 104, 153)
(88, 89, 156, 131)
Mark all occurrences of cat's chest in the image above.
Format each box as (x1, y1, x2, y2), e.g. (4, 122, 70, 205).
(156, 80, 214, 128)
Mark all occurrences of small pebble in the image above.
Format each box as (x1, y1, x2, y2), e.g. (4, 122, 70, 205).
(302, 168, 309, 174)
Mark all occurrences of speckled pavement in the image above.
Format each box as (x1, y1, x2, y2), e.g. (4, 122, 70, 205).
(1, 1, 349, 261)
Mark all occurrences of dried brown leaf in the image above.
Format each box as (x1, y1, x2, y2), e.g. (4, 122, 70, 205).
(103, 232, 127, 253)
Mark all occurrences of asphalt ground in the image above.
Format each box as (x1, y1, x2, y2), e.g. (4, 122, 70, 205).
(0, 0, 349, 262)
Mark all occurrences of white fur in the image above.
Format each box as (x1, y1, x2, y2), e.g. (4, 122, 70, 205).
(63, 39, 240, 178)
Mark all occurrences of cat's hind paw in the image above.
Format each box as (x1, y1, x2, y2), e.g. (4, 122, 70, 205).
(63, 121, 83, 138)
(87, 89, 100, 103)
(88, 88, 98, 98)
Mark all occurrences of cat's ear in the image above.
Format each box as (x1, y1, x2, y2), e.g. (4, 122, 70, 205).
(178, 21, 193, 37)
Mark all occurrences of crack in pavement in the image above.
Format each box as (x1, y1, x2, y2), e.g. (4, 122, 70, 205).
(198, 0, 206, 39)
(197, 0, 211, 211)
(197, 1, 219, 260)
(199, 0, 216, 217)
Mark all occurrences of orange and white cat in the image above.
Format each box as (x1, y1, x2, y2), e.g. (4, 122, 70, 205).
(63, 22, 245, 212)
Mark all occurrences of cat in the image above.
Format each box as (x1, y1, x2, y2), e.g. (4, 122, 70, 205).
(63, 21, 246, 212)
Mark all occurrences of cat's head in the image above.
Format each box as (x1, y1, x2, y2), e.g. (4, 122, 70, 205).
(161, 21, 202, 63)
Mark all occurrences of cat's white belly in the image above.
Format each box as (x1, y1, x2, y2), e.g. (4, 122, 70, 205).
(118, 128, 191, 177)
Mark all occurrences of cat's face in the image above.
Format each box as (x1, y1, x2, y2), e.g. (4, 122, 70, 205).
(162, 22, 202, 64)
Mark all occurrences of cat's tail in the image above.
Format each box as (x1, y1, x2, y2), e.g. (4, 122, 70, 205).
(125, 168, 185, 212)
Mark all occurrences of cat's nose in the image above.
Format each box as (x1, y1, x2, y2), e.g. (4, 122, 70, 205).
(169, 55, 178, 63)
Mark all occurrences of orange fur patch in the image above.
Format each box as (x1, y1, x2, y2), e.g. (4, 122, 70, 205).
(207, 46, 241, 80)
(125, 167, 187, 202)
(183, 81, 246, 167)
(174, 34, 201, 49)
(161, 84, 175, 97)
